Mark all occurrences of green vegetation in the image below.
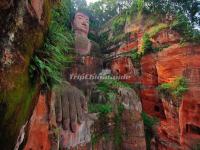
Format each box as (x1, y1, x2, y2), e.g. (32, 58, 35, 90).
(90, 78, 127, 147)
(99, 32, 130, 49)
(170, 13, 200, 43)
(98, 31, 109, 48)
(90, 103, 125, 148)
(97, 76, 131, 101)
(87, 0, 132, 28)
(89, 103, 112, 116)
(157, 77, 188, 100)
(141, 112, 159, 150)
(141, 33, 153, 55)
(148, 23, 168, 37)
(96, 0, 200, 50)
(129, 49, 142, 67)
(111, 33, 131, 43)
(29, 0, 74, 89)
(137, 0, 144, 15)
(139, 32, 168, 56)
(111, 14, 127, 34)
(88, 0, 199, 43)
(142, 112, 159, 129)
(0, 0, 53, 147)
(113, 104, 125, 147)
(90, 76, 130, 118)
(130, 49, 141, 60)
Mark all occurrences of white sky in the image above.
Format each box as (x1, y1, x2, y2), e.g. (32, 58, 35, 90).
(86, 0, 99, 4)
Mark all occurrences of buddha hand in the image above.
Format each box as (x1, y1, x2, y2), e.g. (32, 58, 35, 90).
(52, 84, 87, 132)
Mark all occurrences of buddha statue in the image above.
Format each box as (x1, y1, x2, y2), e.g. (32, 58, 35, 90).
(50, 11, 102, 149)
(72, 12, 91, 56)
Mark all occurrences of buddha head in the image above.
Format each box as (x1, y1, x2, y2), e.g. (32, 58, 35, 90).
(72, 12, 89, 36)
(72, 12, 91, 55)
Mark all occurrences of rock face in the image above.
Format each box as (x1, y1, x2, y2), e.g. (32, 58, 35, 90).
(106, 16, 200, 149)
(0, 0, 51, 149)
(156, 44, 200, 149)
(119, 88, 146, 150)
(111, 57, 138, 83)
(140, 54, 165, 118)
(5, 5, 200, 150)
(24, 94, 51, 150)
(109, 34, 165, 119)
(26, 0, 45, 24)
(23, 10, 102, 150)
(91, 88, 146, 150)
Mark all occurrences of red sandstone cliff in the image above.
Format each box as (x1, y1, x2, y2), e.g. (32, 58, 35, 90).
(0, 0, 51, 149)
(21, 7, 200, 150)
(109, 17, 200, 149)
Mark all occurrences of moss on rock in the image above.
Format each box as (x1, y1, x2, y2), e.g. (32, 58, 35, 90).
(0, 0, 52, 149)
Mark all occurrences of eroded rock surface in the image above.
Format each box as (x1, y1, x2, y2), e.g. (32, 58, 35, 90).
(106, 15, 200, 149)
(13, 4, 200, 150)
(0, 0, 51, 149)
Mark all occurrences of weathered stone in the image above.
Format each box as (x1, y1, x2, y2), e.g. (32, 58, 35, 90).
(24, 94, 51, 150)
(73, 12, 91, 55)
(118, 88, 146, 150)
(0, 0, 51, 149)
(26, 0, 44, 24)
(156, 44, 200, 149)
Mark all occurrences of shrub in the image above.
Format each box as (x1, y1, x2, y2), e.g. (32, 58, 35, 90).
(97, 76, 132, 96)
(141, 33, 153, 55)
(29, 0, 74, 89)
(88, 103, 113, 115)
(97, 76, 132, 101)
(148, 23, 168, 37)
(130, 49, 141, 61)
(157, 76, 188, 100)
(141, 112, 159, 128)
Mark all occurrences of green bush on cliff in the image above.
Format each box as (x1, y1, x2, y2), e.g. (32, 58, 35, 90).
(157, 76, 188, 99)
(97, 76, 132, 101)
(140, 32, 167, 55)
(141, 112, 159, 150)
(148, 23, 168, 37)
(89, 103, 113, 115)
(141, 33, 153, 55)
(29, 0, 74, 89)
(141, 112, 158, 129)
(130, 49, 141, 60)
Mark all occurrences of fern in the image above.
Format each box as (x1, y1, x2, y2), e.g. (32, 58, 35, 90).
(29, 0, 74, 89)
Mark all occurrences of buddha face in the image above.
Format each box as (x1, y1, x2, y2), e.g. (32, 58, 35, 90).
(73, 12, 89, 35)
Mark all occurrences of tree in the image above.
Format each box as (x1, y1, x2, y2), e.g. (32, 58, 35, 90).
(72, 0, 87, 12)
(87, 0, 134, 29)
(143, 0, 200, 27)
(173, 0, 200, 26)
